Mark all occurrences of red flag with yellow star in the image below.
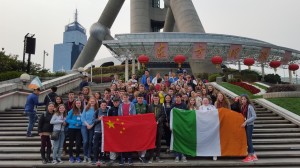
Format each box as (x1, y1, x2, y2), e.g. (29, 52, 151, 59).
(102, 113, 157, 152)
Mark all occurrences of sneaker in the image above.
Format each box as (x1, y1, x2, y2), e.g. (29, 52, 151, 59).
(57, 158, 64, 164)
(52, 160, 58, 165)
(148, 157, 153, 164)
(156, 157, 164, 163)
(128, 158, 133, 165)
(76, 157, 81, 163)
(182, 156, 187, 162)
(242, 156, 253, 163)
(26, 133, 34, 137)
(252, 154, 258, 161)
(174, 156, 179, 163)
(119, 158, 125, 166)
(87, 158, 92, 163)
(213, 156, 217, 161)
(90, 161, 97, 165)
(42, 159, 47, 164)
(166, 148, 170, 153)
(96, 161, 101, 166)
(82, 156, 87, 163)
(69, 156, 75, 163)
(139, 157, 146, 163)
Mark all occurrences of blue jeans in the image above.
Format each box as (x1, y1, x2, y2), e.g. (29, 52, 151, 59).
(52, 131, 65, 160)
(25, 112, 38, 134)
(246, 125, 255, 154)
(81, 126, 94, 158)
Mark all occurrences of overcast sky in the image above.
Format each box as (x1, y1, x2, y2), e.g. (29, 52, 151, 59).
(1, 0, 300, 78)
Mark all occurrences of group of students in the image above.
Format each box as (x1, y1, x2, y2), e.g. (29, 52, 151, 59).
(25, 69, 258, 166)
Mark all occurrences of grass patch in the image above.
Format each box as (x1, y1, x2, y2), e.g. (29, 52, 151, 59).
(219, 82, 262, 99)
(253, 83, 268, 90)
(267, 98, 300, 116)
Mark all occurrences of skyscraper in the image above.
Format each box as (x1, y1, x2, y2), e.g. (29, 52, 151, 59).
(53, 9, 87, 72)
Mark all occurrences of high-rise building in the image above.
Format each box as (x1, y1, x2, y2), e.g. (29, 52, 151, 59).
(53, 9, 87, 72)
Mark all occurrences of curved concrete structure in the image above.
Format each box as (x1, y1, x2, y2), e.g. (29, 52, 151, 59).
(72, 0, 125, 70)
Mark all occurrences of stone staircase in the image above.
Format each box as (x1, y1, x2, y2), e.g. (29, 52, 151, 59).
(1, 86, 300, 167)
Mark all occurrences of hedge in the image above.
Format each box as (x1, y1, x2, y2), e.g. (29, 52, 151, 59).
(0, 71, 23, 82)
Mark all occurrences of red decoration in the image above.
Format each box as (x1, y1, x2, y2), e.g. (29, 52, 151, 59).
(288, 64, 299, 74)
(138, 55, 149, 68)
(174, 55, 186, 67)
(211, 55, 223, 68)
(243, 58, 255, 69)
(269, 60, 281, 72)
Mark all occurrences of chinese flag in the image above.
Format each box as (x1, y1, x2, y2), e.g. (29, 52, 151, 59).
(102, 113, 157, 152)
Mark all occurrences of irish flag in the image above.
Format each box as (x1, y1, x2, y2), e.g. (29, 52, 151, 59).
(28, 77, 43, 89)
(170, 108, 247, 157)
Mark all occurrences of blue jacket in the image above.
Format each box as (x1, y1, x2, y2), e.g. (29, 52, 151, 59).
(81, 107, 96, 127)
(66, 109, 82, 129)
(118, 103, 136, 116)
(245, 104, 257, 126)
(93, 108, 108, 133)
(141, 75, 153, 86)
(24, 93, 44, 112)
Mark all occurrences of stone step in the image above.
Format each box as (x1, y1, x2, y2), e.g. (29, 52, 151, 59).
(254, 144, 300, 151)
(256, 116, 284, 120)
(0, 127, 37, 131)
(0, 123, 37, 127)
(253, 128, 300, 133)
(2, 158, 300, 168)
(254, 120, 290, 124)
(253, 133, 300, 138)
(254, 124, 298, 128)
(256, 113, 278, 117)
(253, 138, 300, 144)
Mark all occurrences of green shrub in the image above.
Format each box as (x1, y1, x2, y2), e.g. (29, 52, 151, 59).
(208, 73, 221, 82)
(241, 74, 258, 82)
(197, 73, 209, 80)
(267, 85, 296, 93)
(0, 71, 23, 81)
(264, 74, 281, 84)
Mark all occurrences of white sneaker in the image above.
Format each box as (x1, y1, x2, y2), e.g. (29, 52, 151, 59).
(182, 156, 187, 162)
(52, 160, 58, 165)
(213, 156, 217, 161)
(175, 156, 179, 163)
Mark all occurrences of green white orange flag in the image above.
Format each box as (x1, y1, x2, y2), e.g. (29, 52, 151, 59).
(102, 113, 157, 152)
(170, 108, 247, 156)
(28, 76, 42, 89)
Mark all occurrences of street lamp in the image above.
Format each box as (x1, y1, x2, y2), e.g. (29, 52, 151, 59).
(20, 73, 30, 85)
(43, 50, 48, 69)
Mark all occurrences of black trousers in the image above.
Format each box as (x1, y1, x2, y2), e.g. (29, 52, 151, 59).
(149, 126, 163, 158)
(93, 132, 103, 162)
(68, 128, 82, 157)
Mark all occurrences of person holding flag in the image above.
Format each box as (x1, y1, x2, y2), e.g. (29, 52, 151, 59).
(147, 93, 165, 163)
(25, 87, 44, 137)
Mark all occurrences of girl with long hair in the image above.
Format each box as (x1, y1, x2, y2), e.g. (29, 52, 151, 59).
(50, 104, 67, 164)
(66, 100, 83, 163)
(241, 95, 258, 162)
(81, 97, 98, 163)
(214, 92, 231, 109)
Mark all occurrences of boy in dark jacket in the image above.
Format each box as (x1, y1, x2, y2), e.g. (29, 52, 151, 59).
(38, 103, 54, 164)
(43, 86, 58, 110)
(92, 100, 108, 166)
(147, 93, 165, 163)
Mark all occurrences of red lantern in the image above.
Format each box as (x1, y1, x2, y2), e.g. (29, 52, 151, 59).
(211, 55, 223, 68)
(138, 55, 149, 68)
(243, 58, 255, 70)
(174, 55, 186, 68)
(269, 60, 281, 72)
(288, 64, 299, 74)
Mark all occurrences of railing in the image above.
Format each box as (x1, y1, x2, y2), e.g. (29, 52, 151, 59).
(0, 73, 83, 112)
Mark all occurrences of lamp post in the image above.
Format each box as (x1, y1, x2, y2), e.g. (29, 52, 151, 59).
(43, 50, 48, 69)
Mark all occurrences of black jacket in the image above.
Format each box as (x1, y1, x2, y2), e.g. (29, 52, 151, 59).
(38, 112, 54, 133)
(147, 104, 165, 127)
(171, 102, 188, 110)
(108, 105, 119, 116)
(44, 92, 58, 106)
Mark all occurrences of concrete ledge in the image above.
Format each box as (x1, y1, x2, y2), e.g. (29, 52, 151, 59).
(263, 91, 300, 98)
(210, 82, 238, 99)
(254, 98, 300, 126)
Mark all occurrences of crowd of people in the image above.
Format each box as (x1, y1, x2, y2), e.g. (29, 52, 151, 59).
(24, 69, 257, 166)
